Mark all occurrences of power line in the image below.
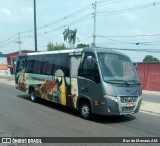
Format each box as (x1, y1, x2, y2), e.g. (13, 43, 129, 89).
(19, 4, 92, 34)
(96, 45, 160, 53)
(97, 1, 160, 16)
(97, 36, 160, 46)
(38, 5, 92, 30)
(0, 34, 17, 45)
(97, 34, 160, 38)
(98, 0, 126, 5)
(111, 48, 160, 53)
(78, 36, 93, 42)
(21, 14, 92, 39)
(1, 1, 160, 51)
(1, 6, 93, 45)
(97, 36, 136, 44)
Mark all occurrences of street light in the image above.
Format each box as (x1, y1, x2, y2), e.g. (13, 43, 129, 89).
(33, 0, 37, 52)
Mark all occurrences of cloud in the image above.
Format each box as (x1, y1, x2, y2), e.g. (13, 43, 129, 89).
(0, 8, 18, 22)
(1, 8, 12, 17)
(0, 8, 14, 22)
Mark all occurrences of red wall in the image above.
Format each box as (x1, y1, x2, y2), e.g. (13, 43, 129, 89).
(136, 63, 160, 91)
(6, 50, 34, 65)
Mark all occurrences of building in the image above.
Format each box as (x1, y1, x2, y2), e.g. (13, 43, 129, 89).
(0, 53, 7, 76)
(6, 50, 34, 74)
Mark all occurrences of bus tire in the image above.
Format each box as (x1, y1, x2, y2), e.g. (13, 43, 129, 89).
(79, 101, 92, 120)
(30, 89, 37, 102)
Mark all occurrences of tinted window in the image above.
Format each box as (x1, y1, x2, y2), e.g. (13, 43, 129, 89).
(41, 54, 53, 75)
(52, 54, 69, 77)
(33, 55, 43, 74)
(16, 56, 26, 73)
(25, 56, 34, 73)
(78, 52, 100, 83)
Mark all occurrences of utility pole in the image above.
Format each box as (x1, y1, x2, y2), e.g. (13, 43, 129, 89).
(33, 0, 38, 52)
(93, 1, 97, 46)
(18, 33, 22, 54)
(15, 33, 22, 54)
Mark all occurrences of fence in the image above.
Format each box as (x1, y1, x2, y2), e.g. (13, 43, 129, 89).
(136, 63, 160, 91)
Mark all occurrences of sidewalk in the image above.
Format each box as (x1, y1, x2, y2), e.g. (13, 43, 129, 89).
(141, 90, 160, 116)
(0, 77, 15, 86)
(140, 101, 160, 116)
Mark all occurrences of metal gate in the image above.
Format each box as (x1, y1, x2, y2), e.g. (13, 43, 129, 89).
(136, 63, 160, 91)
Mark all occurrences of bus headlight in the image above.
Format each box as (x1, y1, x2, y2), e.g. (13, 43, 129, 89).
(104, 95, 118, 102)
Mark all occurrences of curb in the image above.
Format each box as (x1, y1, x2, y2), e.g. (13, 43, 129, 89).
(140, 110, 160, 117)
(140, 101, 160, 116)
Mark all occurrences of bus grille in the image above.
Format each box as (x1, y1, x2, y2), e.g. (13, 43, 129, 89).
(120, 96, 138, 103)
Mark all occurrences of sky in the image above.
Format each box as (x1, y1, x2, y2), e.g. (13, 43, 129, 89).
(0, 0, 160, 62)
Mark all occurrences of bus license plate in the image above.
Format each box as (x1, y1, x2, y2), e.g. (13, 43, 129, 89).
(126, 102, 134, 107)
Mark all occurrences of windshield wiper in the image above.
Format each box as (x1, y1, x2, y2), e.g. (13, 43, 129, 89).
(106, 80, 129, 86)
(127, 80, 141, 85)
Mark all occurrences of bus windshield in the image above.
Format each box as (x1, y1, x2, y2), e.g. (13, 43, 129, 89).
(98, 53, 139, 84)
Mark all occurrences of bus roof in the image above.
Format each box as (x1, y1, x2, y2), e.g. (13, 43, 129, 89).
(18, 47, 129, 58)
(84, 47, 127, 56)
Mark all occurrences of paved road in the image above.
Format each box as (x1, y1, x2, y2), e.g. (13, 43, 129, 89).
(0, 83, 160, 146)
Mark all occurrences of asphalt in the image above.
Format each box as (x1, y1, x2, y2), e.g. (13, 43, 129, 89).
(0, 75, 160, 117)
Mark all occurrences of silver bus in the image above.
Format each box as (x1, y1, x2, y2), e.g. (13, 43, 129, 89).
(15, 47, 142, 120)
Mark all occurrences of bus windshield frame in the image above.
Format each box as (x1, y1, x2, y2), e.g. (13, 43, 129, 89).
(97, 53, 139, 85)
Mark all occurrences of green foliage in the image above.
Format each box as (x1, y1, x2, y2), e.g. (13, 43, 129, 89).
(63, 27, 77, 48)
(143, 55, 159, 62)
(47, 42, 67, 51)
(76, 43, 89, 48)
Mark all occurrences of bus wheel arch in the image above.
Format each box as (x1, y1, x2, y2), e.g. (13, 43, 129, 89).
(78, 97, 92, 120)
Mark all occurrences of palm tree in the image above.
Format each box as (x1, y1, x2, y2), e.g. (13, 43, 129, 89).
(63, 27, 77, 48)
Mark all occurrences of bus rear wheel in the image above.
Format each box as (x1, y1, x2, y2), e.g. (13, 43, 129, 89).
(79, 101, 92, 120)
(30, 89, 37, 102)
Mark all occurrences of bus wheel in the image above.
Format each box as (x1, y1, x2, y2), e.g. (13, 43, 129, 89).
(30, 90, 37, 102)
(79, 101, 92, 120)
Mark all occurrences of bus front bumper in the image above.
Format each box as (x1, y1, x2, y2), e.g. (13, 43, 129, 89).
(92, 96, 142, 116)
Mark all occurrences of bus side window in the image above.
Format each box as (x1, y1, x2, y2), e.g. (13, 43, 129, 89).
(33, 55, 43, 74)
(26, 56, 34, 73)
(78, 52, 100, 83)
(52, 54, 69, 77)
(41, 55, 53, 75)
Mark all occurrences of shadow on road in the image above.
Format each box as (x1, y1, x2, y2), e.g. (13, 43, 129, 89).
(17, 95, 136, 124)
(17, 94, 79, 117)
(92, 114, 136, 124)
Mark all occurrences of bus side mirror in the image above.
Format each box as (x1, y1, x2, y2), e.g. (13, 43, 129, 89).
(55, 69, 64, 77)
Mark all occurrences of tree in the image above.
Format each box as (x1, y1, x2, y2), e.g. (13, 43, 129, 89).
(76, 43, 89, 48)
(47, 42, 67, 51)
(143, 55, 159, 62)
(63, 27, 77, 48)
